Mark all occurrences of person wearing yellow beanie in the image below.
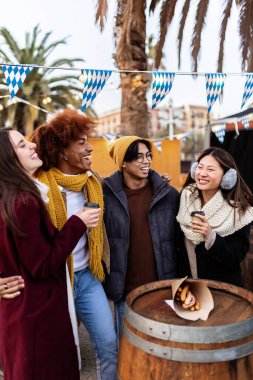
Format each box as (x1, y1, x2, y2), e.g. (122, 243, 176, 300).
(103, 136, 179, 341)
(109, 136, 141, 171)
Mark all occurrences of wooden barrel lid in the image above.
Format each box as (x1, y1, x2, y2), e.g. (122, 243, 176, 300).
(127, 279, 253, 327)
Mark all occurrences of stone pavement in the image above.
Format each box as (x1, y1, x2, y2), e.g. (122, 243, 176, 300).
(79, 324, 97, 380)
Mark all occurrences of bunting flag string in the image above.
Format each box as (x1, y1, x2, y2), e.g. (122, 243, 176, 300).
(241, 74, 253, 109)
(0, 63, 253, 118)
(240, 116, 250, 129)
(81, 69, 112, 112)
(2, 65, 32, 98)
(152, 72, 175, 109)
(205, 73, 226, 113)
(211, 123, 226, 143)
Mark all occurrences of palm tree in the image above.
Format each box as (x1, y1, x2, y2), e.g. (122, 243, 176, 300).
(0, 25, 94, 135)
(95, 0, 253, 136)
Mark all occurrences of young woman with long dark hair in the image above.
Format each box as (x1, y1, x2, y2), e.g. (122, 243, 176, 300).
(177, 147, 253, 286)
(0, 127, 100, 380)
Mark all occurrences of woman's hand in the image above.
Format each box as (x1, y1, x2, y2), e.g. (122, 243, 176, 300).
(0, 276, 24, 299)
(75, 207, 101, 228)
(190, 214, 212, 238)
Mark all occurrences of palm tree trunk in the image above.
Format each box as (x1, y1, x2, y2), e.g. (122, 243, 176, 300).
(13, 103, 28, 135)
(114, 0, 149, 137)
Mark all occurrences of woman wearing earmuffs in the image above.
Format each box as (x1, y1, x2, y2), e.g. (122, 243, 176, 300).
(176, 147, 253, 286)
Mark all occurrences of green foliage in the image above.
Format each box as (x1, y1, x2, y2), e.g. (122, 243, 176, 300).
(0, 25, 95, 134)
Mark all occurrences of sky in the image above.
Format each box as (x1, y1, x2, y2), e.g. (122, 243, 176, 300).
(0, 0, 247, 119)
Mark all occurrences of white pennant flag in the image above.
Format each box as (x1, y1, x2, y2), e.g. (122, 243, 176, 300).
(2, 65, 32, 98)
(81, 69, 112, 111)
(152, 72, 175, 109)
(205, 73, 226, 113)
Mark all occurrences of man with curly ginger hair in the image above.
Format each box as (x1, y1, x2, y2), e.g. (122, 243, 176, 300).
(1, 109, 117, 380)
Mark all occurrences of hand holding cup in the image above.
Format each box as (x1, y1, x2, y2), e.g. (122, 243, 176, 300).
(76, 202, 101, 228)
(190, 211, 212, 238)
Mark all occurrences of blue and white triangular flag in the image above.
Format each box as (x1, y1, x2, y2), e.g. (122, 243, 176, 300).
(152, 72, 175, 109)
(241, 74, 253, 109)
(81, 69, 112, 111)
(211, 123, 226, 143)
(2, 65, 32, 98)
(240, 116, 250, 129)
(153, 140, 162, 152)
(205, 73, 226, 113)
(103, 132, 117, 141)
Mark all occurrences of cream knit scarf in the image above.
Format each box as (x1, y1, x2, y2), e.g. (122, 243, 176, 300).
(36, 168, 105, 286)
(176, 184, 253, 245)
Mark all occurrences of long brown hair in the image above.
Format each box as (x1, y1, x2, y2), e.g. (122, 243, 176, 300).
(183, 147, 253, 214)
(0, 127, 42, 234)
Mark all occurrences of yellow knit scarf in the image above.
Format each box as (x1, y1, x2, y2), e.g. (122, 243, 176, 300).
(36, 168, 105, 286)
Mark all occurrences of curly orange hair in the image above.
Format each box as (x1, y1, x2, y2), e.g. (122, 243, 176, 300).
(31, 109, 96, 170)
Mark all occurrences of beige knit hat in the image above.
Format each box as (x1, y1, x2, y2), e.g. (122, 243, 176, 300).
(109, 136, 141, 171)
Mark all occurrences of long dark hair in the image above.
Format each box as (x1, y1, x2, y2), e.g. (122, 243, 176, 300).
(0, 127, 42, 234)
(183, 147, 253, 214)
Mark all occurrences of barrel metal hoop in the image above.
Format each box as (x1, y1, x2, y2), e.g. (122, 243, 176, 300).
(123, 325, 253, 363)
(124, 303, 253, 344)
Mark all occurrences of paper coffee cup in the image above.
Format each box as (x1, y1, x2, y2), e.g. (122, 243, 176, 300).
(191, 210, 205, 222)
(83, 202, 99, 211)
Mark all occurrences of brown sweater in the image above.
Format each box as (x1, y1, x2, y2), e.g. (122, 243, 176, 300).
(123, 181, 158, 297)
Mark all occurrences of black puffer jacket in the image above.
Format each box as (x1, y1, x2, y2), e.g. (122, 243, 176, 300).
(102, 170, 179, 301)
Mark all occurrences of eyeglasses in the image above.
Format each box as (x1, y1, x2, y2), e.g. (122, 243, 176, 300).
(136, 152, 153, 163)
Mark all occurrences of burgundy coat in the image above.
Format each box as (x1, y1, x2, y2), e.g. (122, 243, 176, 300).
(0, 194, 86, 380)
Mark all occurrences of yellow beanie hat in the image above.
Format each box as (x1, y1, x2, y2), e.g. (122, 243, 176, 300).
(109, 136, 141, 171)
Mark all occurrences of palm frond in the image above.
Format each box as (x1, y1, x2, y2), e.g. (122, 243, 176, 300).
(237, 0, 253, 71)
(48, 75, 81, 83)
(49, 84, 81, 92)
(35, 31, 52, 55)
(149, 0, 160, 14)
(177, 0, 191, 69)
(217, 0, 233, 73)
(43, 38, 69, 59)
(0, 50, 13, 63)
(191, 0, 209, 72)
(51, 96, 69, 108)
(49, 58, 84, 67)
(29, 25, 42, 54)
(95, 0, 108, 32)
(155, 0, 177, 69)
(0, 25, 95, 130)
(247, 42, 253, 72)
(0, 28, 21, 61)
(25, 32, 30, 48)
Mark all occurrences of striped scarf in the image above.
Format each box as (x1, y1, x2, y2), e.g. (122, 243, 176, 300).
(37, 167, 105, 285)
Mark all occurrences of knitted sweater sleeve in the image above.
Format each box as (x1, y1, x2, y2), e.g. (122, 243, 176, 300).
(12, 196, 86, 279)
(195, 224, 251, 270)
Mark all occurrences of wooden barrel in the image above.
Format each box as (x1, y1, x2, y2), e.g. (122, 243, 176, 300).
(118, 279, 253, 380)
